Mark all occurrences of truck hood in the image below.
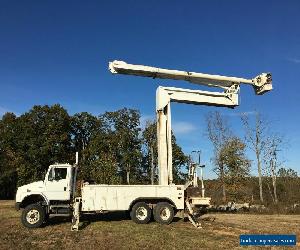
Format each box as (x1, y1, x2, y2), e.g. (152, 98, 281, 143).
(15, 181, 45, 203)
(18, 181, 45, 192)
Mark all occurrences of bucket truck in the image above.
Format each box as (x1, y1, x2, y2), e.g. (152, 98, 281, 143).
(15, 61, 272, 230)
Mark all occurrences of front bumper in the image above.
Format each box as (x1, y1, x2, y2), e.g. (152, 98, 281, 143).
(15, 202, 21, 210)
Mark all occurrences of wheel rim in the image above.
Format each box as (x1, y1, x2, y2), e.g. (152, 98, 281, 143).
(26, 209, 40, 224)
(136, 207, 148, 221)
(160, 207, 171, 221)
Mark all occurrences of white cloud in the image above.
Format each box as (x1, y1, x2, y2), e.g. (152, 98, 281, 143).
(0, 106, 19, 117)
(241, 111, 258, 116)
(139, 116, 198, 135)
(140, 114, 155, 128)
(224, 111, 258, 117)
(287, 58, 300, 64)
(172, 121, 197, 135)
(0, 107, 10, 116)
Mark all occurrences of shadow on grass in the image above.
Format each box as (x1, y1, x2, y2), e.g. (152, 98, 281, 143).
(47, 211, 131, 227)
(47, 211, 183, 229)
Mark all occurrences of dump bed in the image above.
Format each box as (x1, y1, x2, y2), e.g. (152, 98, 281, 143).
(81, 184, 185, 212)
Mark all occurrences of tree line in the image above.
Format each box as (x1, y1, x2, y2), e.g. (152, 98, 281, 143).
(0, 105, 298, 206)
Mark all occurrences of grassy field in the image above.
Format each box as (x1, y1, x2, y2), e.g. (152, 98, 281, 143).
(0, 200, 299, 250)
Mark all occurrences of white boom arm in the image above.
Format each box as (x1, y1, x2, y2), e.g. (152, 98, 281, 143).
(109, 60, 273, 185)
(109, 60, 272, 95)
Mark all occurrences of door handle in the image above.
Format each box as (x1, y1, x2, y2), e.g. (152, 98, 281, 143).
(64, 187, 66, 191)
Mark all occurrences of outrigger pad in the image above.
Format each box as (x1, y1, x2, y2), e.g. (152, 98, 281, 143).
(187, 213, 202, 229)
(71, 215, 79, 231)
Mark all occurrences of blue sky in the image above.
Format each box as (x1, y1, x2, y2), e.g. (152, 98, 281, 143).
(0, 1, 299, 178)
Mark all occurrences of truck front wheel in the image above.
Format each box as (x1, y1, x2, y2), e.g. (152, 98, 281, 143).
(130, 202, 151, 224)
(21, 203, 46, 228)
(153, 202, 174, 225)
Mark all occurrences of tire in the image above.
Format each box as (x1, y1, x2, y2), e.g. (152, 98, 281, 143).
(130, 202, 151, 224)
(153, 202, 174, 225)
(21, 203, 46, 228)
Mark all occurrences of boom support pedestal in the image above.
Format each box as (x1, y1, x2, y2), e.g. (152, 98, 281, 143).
(156, 86, 238, 185)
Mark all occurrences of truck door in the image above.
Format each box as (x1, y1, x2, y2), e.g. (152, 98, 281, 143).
(45, 167, 70, 200)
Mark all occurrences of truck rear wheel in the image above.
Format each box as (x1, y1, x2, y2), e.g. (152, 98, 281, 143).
(21, 203, 46, 228)
(153, 202, 174, 225)
(130, 202, 151, 224)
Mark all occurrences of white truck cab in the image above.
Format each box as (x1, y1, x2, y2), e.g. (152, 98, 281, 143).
(16, 164, 75, 205)
(15, 164, 77, 228)
(44, 164, 75, 200)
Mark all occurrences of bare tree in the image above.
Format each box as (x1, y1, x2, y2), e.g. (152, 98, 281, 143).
(206, 111, 232, 202)
(241, 112, 268, 203)
(263, 134, 284, 204)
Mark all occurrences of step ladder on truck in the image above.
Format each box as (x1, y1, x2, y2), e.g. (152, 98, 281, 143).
(15, 61, 272, 230)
